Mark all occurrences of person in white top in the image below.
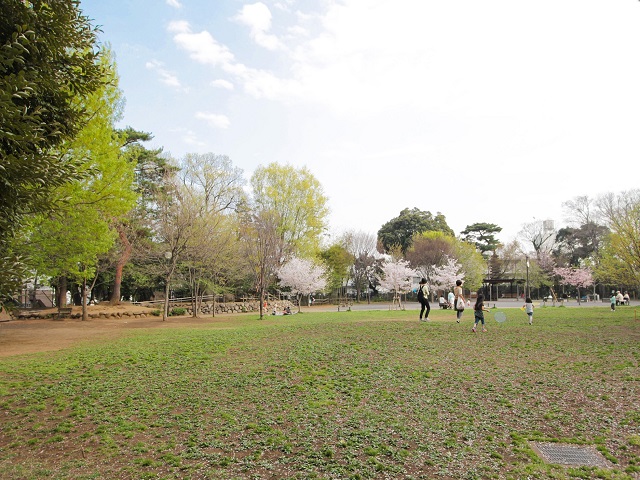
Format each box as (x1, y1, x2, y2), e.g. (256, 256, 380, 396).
(453, 279, 465, 323)
(523, 297, 534, 325)
(417, 278, 430, 322)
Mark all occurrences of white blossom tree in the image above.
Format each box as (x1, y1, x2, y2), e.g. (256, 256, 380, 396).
(278, 257, 328, 312)
(553, 267, 594, 304)
(430, 256, 463, 295)
(377, 259, 416, 310)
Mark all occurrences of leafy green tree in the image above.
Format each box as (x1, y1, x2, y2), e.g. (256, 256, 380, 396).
(554, 223, 609, 267)
(106, 129, 176, 304)
(0, 0, 104, 299)
(23, 49, 136, 319)
(596, 235, 639, 288)
(250, 163, 329, 258)
(107, 130, 162, 304)
(452, 240, 486, 293)
(319, 243, 352, 295)
(378, 208, 453, 254)
(460, 222, 502, 253)
(593, 191, 640, 288)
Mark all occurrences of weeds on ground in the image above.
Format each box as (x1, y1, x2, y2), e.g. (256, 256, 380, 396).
(0, 307, 639, 479)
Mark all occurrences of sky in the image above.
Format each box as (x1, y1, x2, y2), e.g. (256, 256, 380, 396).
(80, 0, 640, 245)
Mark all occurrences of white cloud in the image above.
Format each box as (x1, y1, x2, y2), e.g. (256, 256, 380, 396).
(235, 2, 283, 50)
(145, 60, 183, 89)
(165, 0, 182, 8)
(236, 3, 272, 33)
(182, 131, 206, 148)
(168, 21, 288, 99)
(195, 111, 231, 129)
(169, 21, 236, 67)
(167, 20, 189, 33)
(155, 0, 640, 242)
(286, 25, 308, 37)
(234, 3, 282, 51)
(211, 79, 234, 90)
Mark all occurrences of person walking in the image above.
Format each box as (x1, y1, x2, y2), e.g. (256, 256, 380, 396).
(472, 293, 490, 333)
(523, 297, 534, 325)
(417, 278, 430, 322)
(447, 290, 455, 309)
(454, 279, 465, 323)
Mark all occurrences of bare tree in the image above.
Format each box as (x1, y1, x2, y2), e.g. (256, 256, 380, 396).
(595, 190, 640, 228)
(342, 230, 379, 303)
(562, 195, 599, 227)
(177, 153, 246, 317)
(181, 153, 246, 214)
(518, 219, 556, 257)
(239, 209, 286, 319)
(152, 174, 213, 320)
(183, 214, 240, 317)
(405, 232, 456, 296)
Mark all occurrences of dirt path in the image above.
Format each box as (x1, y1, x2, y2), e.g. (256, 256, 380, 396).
(0, 312, 237, 358)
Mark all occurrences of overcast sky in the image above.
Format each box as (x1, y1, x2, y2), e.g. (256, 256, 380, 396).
(80, 0, 640, 246)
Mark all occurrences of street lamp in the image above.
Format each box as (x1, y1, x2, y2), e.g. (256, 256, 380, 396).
(482, 251, 491, 301)
(525, 255, 530, 299)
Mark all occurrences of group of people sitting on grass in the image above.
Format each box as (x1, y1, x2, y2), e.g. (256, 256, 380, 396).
(271, 305, 292, 315)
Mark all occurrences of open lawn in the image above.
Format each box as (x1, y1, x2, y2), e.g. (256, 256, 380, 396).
(1, 307, 639, 479)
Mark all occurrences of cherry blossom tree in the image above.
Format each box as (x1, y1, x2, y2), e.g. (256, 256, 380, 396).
(430, 256, 463, 295)
(278, 257, 328, 312)
(377, 259, 416, 309)
(553, 267, 594, 304)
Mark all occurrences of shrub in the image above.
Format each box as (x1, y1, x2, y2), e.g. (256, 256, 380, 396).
(170, 307, 186, 316)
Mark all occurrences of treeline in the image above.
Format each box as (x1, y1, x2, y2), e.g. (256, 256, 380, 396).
(2, 2, 638, 321)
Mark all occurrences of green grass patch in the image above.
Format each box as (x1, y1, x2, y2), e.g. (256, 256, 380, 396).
(0, 307, 639, 478)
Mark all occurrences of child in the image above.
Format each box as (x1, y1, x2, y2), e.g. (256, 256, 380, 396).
(523, 297, 534, 325)
(473, 293, 490, 333)
(610, 293, 616, 311)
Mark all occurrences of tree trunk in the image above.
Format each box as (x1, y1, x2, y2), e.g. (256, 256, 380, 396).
(81, 277, 88, 321)
(259, 289, 264, 319)
(191, 277, 198, 318)
(163, 281, 170, 321)
(110, 225, 132, 305)
(57, 276, 67, 307)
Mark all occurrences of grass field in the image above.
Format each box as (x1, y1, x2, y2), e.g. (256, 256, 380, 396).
(1, 307, 639, 479)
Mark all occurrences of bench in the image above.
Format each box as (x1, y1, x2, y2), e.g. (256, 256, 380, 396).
(56, 307, 73, 320)
(439, 301, 451, 309)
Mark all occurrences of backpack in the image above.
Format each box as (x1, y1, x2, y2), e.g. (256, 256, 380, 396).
(417, 284, 428, 301)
